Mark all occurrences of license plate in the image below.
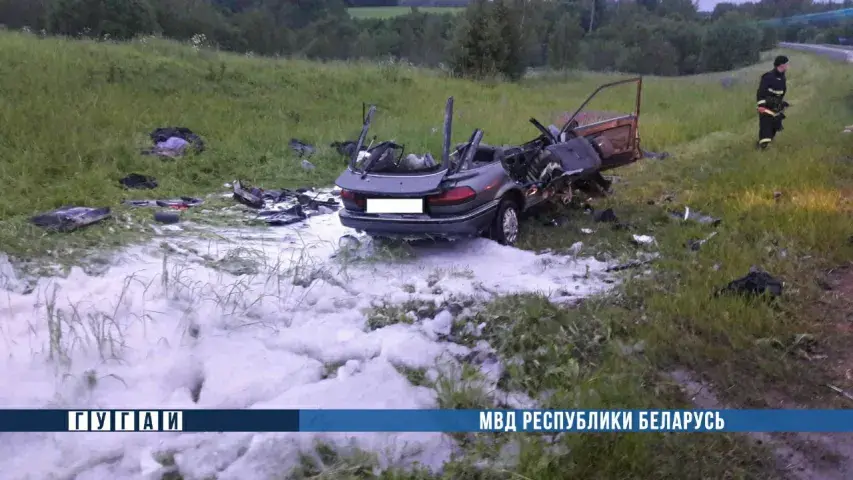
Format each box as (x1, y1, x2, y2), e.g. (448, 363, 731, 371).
(365, 198, 424, 214)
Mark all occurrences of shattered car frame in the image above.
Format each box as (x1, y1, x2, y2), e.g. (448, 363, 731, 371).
(335, 77, 644, 246)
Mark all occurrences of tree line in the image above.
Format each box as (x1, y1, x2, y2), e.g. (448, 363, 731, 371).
(0, 0, 849, 79)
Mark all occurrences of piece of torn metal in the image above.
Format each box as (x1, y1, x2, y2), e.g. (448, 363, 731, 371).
(606, 258, 655, 272)
(670, 206, 721, 226)
(631, 234, 655, 245)
(687, 231, 717, 251)
(124, 197, 204, 209)
(231, 180, 340, 225)
(30, 206, 111, 232)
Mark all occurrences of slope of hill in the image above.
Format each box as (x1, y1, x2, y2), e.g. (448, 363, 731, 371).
(2, 31, 853, 479)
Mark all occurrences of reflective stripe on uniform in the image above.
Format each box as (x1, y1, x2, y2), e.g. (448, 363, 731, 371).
(757, 99, 766, 105)
(759, 138, 772, 144)
(768, 88, 784, 95)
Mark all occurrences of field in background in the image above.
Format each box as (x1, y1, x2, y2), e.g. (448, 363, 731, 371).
(2, 30, 853, 478)
(347, 6, 463, 18)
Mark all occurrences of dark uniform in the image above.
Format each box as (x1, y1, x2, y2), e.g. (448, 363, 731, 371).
(756, 55, 789, 149)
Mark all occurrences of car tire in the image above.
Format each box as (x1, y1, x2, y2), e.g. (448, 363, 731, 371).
(489, 197, 521, 246)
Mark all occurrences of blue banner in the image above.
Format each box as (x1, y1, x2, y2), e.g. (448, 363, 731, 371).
(5, 409, 853, 433)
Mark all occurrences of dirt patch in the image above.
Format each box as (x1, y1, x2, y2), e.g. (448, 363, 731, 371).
(669, 369, 853, 480)
(666, 264, 853, 479)
(814, 264, 853, 396)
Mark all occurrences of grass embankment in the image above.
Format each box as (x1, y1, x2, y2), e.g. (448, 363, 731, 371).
(347, 6, 463, 19)
(2, 31, 853, 478)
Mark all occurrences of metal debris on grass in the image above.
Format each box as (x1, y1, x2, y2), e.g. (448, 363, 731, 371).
(30, 206, 112, 232)
(231, 180, 340, 226)
(670, 206, 721, 226)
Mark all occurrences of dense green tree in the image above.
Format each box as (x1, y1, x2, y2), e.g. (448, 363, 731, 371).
(548, 12, 583, 70)
(700, 12, 762, 72)
(48, 0, 157, 39)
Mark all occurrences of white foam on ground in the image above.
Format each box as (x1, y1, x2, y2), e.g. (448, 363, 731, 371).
(0, 213, 617, 479)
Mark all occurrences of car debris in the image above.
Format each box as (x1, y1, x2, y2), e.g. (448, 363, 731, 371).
(606, 258, 655, 272)
(594, 208, 618, 223)
(289, 138, 315, 157)
(334, 77, 647, 247)
(670, 206, 721, 226)
(30, 206, 111, 232)
(301, 159, 316, 171)
(714, 268, 782, 299)
(632, 234, 655, 245)
(331, 140, 367, 159)
(231, 180, 340, 226)
(844, 125, 853, 134)
(642, 150, 670, 160)
(154, 211, 181, 224)
(119, 173, 158, 190)
(141, 127, 205, 158)
(687, 231, 717, 251)
(124, 197, 204, 210)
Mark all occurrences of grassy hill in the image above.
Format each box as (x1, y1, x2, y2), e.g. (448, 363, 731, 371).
(2, 30, 853, 478)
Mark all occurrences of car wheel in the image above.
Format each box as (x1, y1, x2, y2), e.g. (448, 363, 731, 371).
(490, 197, 520, 246)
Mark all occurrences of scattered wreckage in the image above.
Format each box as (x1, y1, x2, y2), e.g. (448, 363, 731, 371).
(334, 77, 646, 246)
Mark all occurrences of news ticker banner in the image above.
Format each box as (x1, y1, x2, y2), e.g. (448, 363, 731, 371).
(6, 409, 853, 433)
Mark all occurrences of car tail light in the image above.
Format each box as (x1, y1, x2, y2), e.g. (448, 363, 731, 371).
(340, 189, 365, 208)
(428, 186, 476, 206)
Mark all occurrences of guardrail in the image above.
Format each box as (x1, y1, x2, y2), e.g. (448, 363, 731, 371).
(779, 42, 853, 63)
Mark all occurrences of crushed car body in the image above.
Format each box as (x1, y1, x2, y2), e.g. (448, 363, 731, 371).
(334, 77, 645, 246)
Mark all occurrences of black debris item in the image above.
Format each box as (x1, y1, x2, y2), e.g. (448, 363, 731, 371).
(142, 127, 205, 158)
(642, 150, 670, 160)
(295, 192, 340, 211)
(547, 216, 571, 227)
(231, 180, 341, 226)
(715, 269, 783, 299)
(669, 207, 721, 226)
(687, 232, 717, 251)
(331, 140, 368, 158)
(289, 139, 316, 157)
(30, 206, 111, 232)
(233, 180, 265, 209)
(156, 197, 204, 209)
(594, 208, 618, 223)
(257, 205, 308, 226)
(123, 197, 204, 209)
(124, 200, 157, 207)
(606, 258, 655, 272)
(119, 173, 158, 190)
(154, 211, 180, 224)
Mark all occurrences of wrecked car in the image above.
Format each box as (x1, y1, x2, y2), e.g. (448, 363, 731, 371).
(334, 77, 645, 246)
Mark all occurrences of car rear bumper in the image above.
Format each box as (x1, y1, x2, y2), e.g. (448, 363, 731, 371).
(339, 200, 499, 237)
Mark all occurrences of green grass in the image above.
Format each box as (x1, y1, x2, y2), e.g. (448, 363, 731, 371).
(4, 30, 853, 478)
(347, 6, 463, 19)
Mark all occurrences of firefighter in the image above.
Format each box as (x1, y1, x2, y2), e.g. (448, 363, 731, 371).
(756, 55, 790, 149)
